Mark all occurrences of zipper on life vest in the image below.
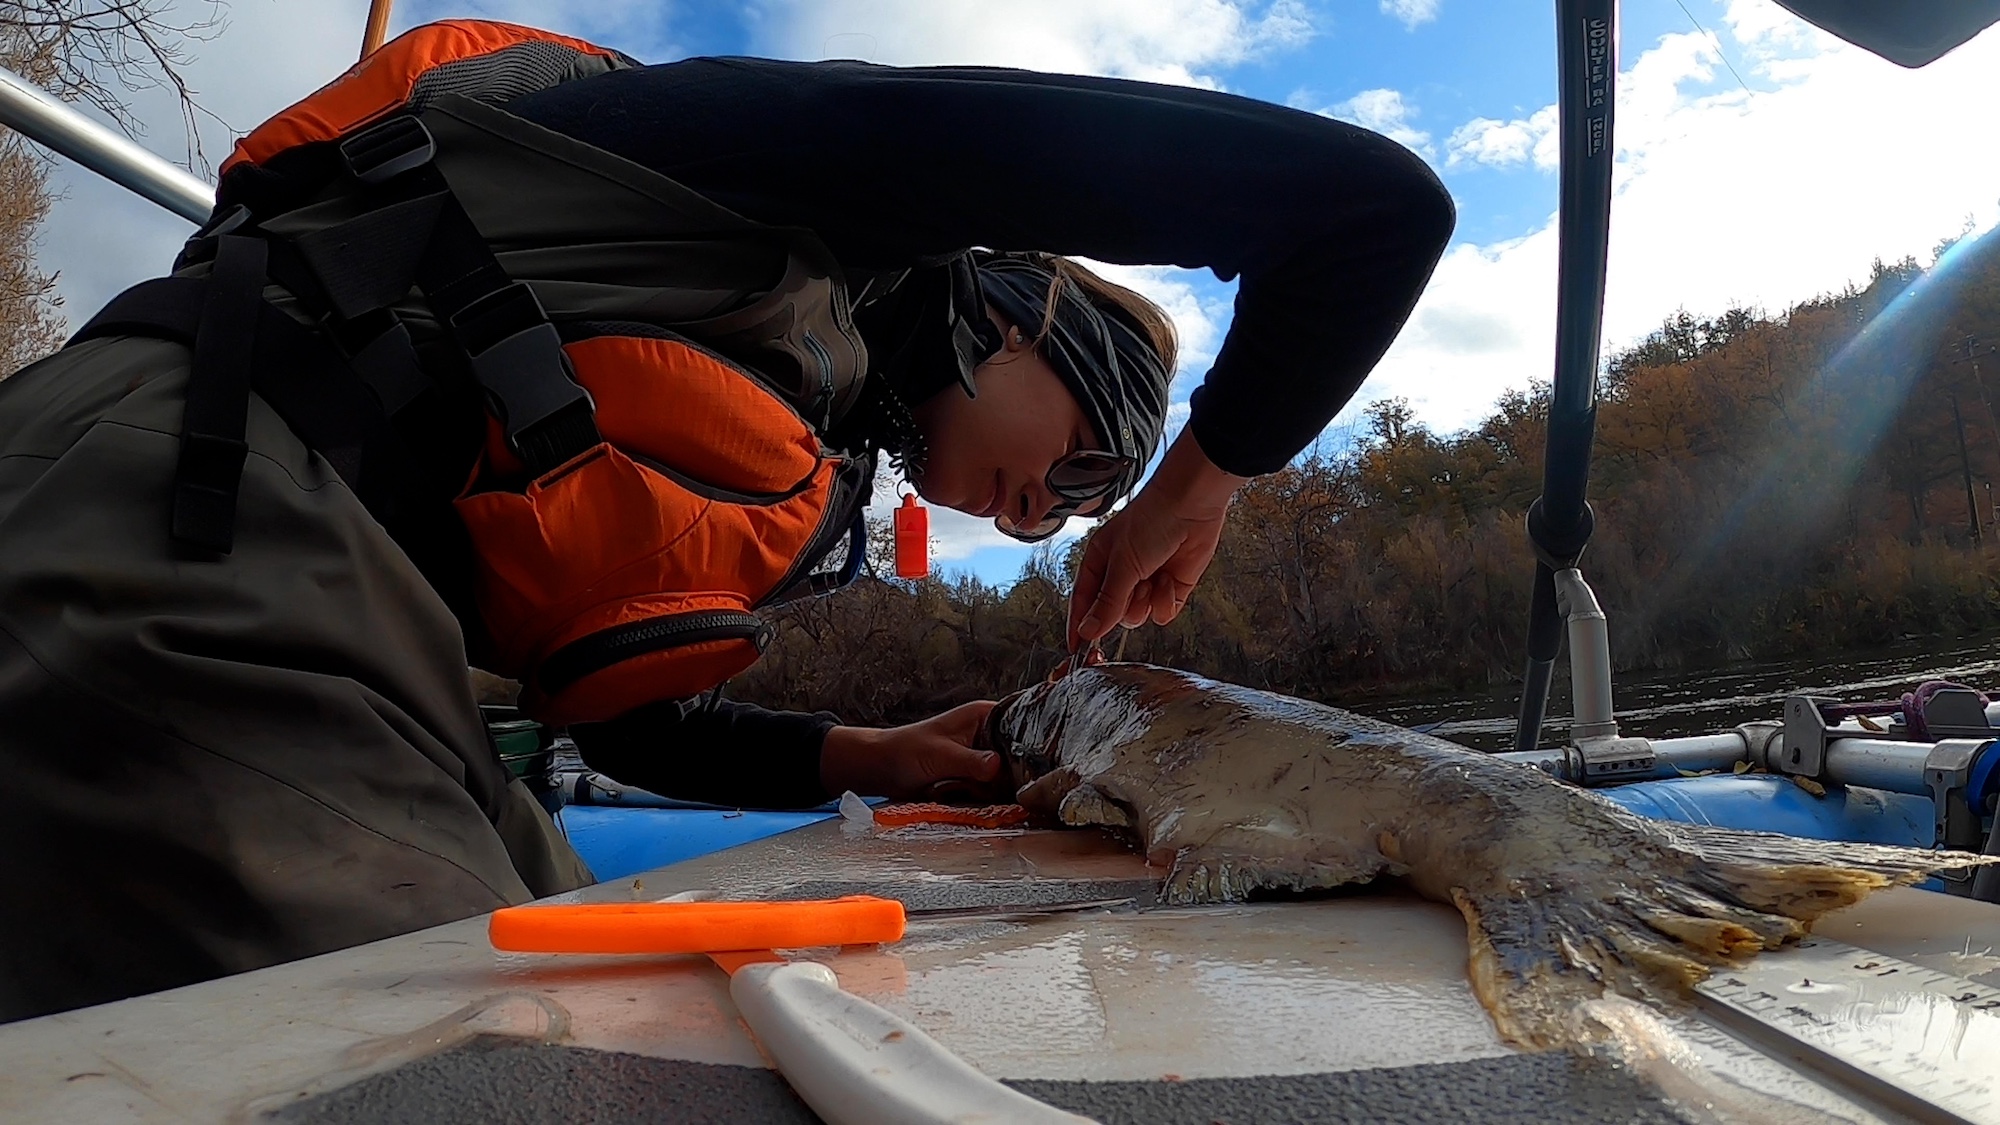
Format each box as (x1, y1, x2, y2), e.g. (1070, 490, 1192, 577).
(539, 610, 772, 694)
(760, 452, 866, 607)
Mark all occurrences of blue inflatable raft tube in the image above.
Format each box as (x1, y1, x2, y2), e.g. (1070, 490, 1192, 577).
(557, 775, 1954, 888)
(1601, 775, 1935, 847)
(559, 805, 839, 882)
(1601, 775, 1950, 892)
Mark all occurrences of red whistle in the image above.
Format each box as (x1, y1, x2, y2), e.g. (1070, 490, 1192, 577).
(894, 493, 929, 579)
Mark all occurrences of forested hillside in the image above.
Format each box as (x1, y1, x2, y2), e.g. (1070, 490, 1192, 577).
(736, 226, 2000, 724)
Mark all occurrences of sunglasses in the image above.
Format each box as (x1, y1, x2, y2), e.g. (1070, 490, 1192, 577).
(994, 449, 1137, 543)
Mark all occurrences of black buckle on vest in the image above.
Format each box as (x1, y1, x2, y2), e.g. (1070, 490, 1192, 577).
(197, 203, 253, 240)
(450, 282, 597, 473)
(340, 115, 437, 186)
(174, 204, 255, 270)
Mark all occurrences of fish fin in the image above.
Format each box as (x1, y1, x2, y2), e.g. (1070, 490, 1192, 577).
(1663, 822, 1999, 925)
(1016, 767, 1082, 820)
(1450, 829, 1996, 1050)
(1450, 884, 1710, 1050)
(1162, 845, 1386, 906)
(1057, 783, 1130, 828)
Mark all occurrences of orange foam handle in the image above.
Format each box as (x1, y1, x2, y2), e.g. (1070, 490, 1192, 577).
(873, 803, 1031, 829)
(488, 895, 907, 954)
(893, 493, 929, 579)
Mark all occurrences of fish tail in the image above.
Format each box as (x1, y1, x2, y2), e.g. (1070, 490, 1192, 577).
(1450, 827, 1996, 1050)
(1667, 822, 1991, 923)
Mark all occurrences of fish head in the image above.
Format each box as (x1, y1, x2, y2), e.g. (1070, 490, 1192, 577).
(976, 680, 1056, 784)
(977, 679, 1066, 793)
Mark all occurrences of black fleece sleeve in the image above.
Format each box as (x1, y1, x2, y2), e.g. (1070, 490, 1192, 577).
(568, 699, 837, 810)
(507, 56, 1455, 475)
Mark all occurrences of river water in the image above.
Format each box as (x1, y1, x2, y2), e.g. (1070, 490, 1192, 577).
(1344, 634, 2000, 752)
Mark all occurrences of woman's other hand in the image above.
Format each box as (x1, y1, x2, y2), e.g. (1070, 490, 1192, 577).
(820, 700, 1004, 801)
(1068, 432, 1246, 649)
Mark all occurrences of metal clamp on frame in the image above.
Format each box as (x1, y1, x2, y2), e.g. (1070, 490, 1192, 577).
(1925, 739, 1991, 895)
(1572, 737, 1656, 784)
(1779, 695, 1844, 778)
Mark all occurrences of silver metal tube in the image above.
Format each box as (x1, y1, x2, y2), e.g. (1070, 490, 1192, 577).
(1494, 747, 1572, 779)
(1821, 738, 1932, 796)
(1554, 568, 1617, 741)
(1647, 734, 1748, 773)
(0, 65, 212, 223)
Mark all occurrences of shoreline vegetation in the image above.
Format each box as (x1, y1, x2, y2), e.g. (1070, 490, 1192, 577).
(738, 225, 2000, 727)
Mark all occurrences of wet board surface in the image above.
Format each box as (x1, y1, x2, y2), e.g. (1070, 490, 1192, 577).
(2, 818, 1998, 1123)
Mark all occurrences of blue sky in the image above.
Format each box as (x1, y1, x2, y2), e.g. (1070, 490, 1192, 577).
(30, 1, 2000, 586)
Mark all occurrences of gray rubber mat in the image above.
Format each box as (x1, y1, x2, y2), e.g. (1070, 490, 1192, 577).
(1010, 1054, 1698, 1124)
(271, 1036, 1695, 1124)
(270, 1037, 817, 1125)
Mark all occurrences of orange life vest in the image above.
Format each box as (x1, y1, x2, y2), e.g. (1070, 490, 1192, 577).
(72, 21, 875, 726)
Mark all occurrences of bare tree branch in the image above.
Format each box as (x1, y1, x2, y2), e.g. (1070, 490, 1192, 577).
(1, 0, 229, 172)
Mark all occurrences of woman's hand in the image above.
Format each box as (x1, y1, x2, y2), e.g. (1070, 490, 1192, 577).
(820, 700, 1005, 801)
(1068, 432, 1247, 649)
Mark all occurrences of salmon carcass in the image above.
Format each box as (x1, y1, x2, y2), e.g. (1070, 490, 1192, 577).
(980, 663, 1997, 1048)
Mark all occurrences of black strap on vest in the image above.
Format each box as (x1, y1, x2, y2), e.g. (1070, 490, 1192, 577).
(171, 234, 267, 554)
(312, 115, 601, 475)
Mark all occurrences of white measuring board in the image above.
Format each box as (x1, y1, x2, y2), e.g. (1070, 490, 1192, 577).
(1694, 937, 2000, 1124)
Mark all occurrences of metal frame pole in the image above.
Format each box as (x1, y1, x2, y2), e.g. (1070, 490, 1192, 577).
(0, 64, 212, 224)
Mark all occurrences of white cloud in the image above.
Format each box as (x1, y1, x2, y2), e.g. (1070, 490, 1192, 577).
(1362, 6, 2000, 434)
(1445, 105, 1556, 168)
(1721, 0, 1820, 51)
(1319, 87, 1432, 155)
(398, 1, 681, 56)
(746, 0, 1314, 87)
(1379, 0, 1439, 32)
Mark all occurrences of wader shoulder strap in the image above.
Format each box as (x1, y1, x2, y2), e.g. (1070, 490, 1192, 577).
(71, 271, 410, 552)
(173, 234, 267, 554)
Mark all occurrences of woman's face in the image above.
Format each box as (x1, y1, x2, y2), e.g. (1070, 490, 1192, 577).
(909, 310, 1101, 530)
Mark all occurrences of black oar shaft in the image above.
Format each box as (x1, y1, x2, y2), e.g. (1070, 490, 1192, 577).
(1514, 0, 1617, 752)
